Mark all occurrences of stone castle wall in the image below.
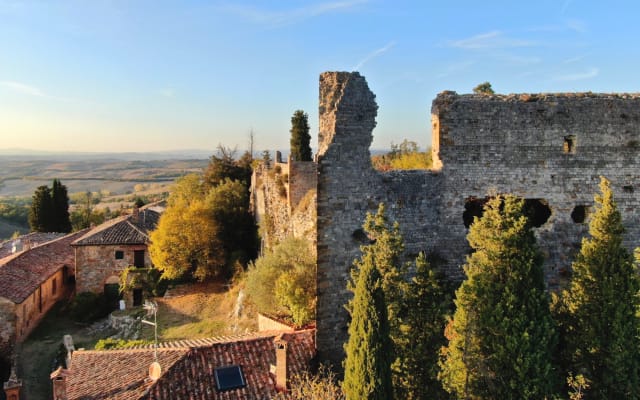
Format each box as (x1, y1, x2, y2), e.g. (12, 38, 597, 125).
(251, 156, 317, 249)
(315, 71, 640, 364)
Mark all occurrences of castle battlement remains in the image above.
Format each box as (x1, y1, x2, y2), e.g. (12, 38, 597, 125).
(314, 71, 640, 365)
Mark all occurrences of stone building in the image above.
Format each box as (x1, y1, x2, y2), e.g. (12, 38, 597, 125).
(304, 71, 640, 364)
(0, 230, 87, 358)
(72, 206, 161, 307)
(50, 330, 315, 399)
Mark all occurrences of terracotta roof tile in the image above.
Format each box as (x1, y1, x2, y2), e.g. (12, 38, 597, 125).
(66, 348, 189, 400)
(0, 232, 66, 259)
(72, 209, 160, 246)
(65, 330, 316, 400)
(0, 230, 88, 303)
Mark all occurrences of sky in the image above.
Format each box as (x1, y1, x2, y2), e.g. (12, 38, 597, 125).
(1, 0, 640, 154)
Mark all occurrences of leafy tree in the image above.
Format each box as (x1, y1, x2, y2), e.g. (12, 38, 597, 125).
(149, 174, 224, 281)
(202, 145, 258, 264)
(69, 191, 105, 231)
(290, 110, 312, 161)
(28, 185, 53, 232)
(395, 253, 451, 400)
(343, 243, 393, 400)
(206, 178, 259, 266)
(203, 145, 252, 187)
(51, 178, 72, 232)
(439, 195, 558, 399)
(244, 237, 316, 326)
(473, 81, 494, 95)
(133, 197, 145, 208)
(556, 177, 640, 399)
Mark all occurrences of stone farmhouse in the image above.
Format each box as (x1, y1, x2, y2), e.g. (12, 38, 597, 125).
(50, 330, 315, 399)
(72, 205, 162, 308)
(0, 230, 87, 358)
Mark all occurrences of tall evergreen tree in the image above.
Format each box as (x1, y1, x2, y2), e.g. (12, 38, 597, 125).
(439, 195, 558, 399)
(396, 252, 451, 400)
(289, 110, 312, 161)
(354, 204, 408, 396)
(28, 185, 53, 232)
(343, 248, 393, 400)
(358, 203, 407, 327)
(557, 177, 640, 399)
(51, 178, 72, 232)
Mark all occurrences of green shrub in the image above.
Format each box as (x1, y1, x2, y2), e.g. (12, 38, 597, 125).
(68, 292, 110, 323)
(245, 237, 316, 327)
(94, 338, 151, 350)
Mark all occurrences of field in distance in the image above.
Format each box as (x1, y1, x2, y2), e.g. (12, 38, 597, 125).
(0, 152, 209, 239)
(0, 157, 208, 198)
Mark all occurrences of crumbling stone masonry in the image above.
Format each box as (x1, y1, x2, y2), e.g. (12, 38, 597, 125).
(251, 154, 317, 249)
(315, 71, 640, 365)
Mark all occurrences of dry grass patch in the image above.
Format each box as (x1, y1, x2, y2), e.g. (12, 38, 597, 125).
(139, 281, 258, 342)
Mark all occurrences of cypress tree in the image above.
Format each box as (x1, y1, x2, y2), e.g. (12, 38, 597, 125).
(343, 250, 393, 400)
(439, 195, 558, 399)
(28, 185, 53, 232)
(396, 252, 451, 399)
(289, 110, 312, 161)
(558, 177, 640, 399)
(51, 178, 72, 232)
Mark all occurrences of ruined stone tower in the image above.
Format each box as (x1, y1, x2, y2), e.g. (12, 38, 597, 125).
(315, 71, 640, 365)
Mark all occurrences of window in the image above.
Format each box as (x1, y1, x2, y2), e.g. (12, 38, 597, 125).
(571, 205, 588, 223)
(214, 365, 246, 391)
(133, 288, 143, 306)
(52, 278, 57, 295)
(134, 250, 145, 267)
(563, 135, 576, 154)
(115, 250, 124, 260)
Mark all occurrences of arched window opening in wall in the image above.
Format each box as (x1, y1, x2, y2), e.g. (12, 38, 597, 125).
(523, 199, 552, 227)
(463, 197, 488, 228)
(571, 205, 589, 223)
(464, 197, 551, 228)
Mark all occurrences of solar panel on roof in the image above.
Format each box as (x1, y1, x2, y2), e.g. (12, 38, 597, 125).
(214, 365, 246, 391)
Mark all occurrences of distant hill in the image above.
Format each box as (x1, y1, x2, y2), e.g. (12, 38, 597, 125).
(0, 148, 214, 161)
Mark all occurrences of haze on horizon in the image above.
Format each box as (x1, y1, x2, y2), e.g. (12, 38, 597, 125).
(2, 0, 639, 154)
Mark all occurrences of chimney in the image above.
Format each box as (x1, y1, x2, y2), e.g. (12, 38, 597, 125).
(50, 366, 69, 400)
(132, 206, 140, 223)
(274, 335, 288, 392)
(11, 239, 22, 254)
(3, 366, 22, 400)
(63, 334, 75, 368)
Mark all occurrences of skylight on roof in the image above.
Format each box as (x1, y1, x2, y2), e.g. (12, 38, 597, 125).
(214, 365, 246, 391)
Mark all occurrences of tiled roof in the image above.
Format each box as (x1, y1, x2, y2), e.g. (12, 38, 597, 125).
(72, 208, 160, 246)
(0, 232, 66, 259)
(0, 230, 88, 304)
(65, 330, 316, 400)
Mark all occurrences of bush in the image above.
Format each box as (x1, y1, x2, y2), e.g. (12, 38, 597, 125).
(67, 292, 110, 323)
(94, 338, 151, 350)
(245, 237, 316, 327)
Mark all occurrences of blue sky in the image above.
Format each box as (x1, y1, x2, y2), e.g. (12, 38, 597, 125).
(1, 0, 639, 154)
